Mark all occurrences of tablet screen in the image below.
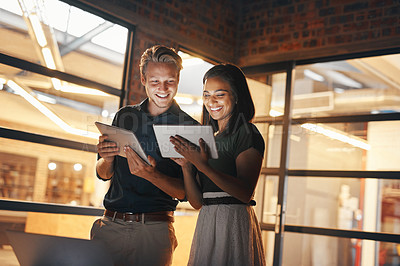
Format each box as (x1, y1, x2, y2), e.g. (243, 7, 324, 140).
(153, 125, 218, 159)
(95, 122, 150, 164)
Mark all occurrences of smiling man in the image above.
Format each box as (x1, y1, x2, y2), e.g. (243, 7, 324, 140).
(91, 45, 197, 266)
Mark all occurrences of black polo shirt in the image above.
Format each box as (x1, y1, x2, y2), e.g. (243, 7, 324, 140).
(98, 98, 198, 213)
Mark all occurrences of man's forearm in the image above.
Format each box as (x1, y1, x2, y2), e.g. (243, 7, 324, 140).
(147, 171, 185, 200)
(96, 158, 114, 180)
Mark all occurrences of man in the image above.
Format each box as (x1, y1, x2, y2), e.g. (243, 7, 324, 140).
(91, 45, 197, 266)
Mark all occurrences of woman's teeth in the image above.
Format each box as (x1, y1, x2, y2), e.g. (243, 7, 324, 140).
(156, 94, 168, 98)
(210, 107, 222, 111)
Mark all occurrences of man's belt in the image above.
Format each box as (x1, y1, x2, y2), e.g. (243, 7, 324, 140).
(104, 210, 174, 223)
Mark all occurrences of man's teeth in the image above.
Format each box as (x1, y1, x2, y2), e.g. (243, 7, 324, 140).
(156, 94, 168, 98)
(210, 107, 222, 111)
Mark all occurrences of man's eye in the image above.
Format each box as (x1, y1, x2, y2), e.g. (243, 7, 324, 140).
(216, 94, 225, 97)
(151, 80, 159, 83)
(203, 94, 210, 98)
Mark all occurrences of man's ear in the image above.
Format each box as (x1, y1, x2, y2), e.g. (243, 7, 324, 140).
(140, 74, 146, 86)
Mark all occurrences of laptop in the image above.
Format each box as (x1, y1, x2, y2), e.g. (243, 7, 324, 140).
(6, 230, 113, 266)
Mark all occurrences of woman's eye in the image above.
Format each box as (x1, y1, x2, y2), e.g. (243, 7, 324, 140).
(216, 94, 225, 97)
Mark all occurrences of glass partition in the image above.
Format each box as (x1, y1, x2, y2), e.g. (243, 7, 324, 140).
(283, 232, 400, 266)
(0, 0, 128, 88)
(286, 176, 400, 235)
(291, 55, 400, 118)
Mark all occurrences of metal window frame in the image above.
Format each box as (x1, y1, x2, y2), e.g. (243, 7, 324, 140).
(242, 47, 400, 266)
(0, 1, 135, 216)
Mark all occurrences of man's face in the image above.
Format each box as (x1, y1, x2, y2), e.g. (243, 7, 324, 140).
(141, 62, 179, 115)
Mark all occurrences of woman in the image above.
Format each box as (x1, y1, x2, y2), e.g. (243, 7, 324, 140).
(170, 63, 266, 266)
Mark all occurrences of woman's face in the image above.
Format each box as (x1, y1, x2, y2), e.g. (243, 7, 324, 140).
(203, 76, 236, 127)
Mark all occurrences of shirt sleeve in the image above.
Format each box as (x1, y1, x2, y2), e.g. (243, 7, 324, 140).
(233, 123, 265, 159)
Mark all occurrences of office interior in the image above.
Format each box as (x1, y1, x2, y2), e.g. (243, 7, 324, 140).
(0, 0, 399, 265)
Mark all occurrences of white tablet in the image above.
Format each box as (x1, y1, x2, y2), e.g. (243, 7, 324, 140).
(153, 125, 218, 159)
(95, 121, 150, 164)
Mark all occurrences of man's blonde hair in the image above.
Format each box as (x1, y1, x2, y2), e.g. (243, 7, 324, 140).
(139, 45, 182, 79)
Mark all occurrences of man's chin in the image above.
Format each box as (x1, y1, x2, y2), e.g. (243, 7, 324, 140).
(154, 99, 173, 109)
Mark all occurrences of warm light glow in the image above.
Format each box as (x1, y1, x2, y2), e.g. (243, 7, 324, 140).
(269, 109, 283, 117)
(182, 58, 204, 67)
(304, 69, 324, 82)
(48, 162, 57, 170)
(101, 110, 109, 117)
(42, 47, 56, 69)
(74, 163, 83, 171)
(51, 78, 62, 90)
(301, 123, 371, 150)
(327, 70, 362, 88)
(7, 80, 99, 139)
(175, 96, 194, 105)
(30, 14, 47, 47)
(59, 84, 109, 96)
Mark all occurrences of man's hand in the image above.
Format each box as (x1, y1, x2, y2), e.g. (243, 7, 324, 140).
(97, 135, 119, 162)
(124, 145, 157, 180)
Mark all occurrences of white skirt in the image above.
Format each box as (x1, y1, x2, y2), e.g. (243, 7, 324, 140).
(188, 192, 266, 266)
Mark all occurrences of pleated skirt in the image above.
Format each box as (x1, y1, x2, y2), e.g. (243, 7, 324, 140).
(188, 192, 266, 266)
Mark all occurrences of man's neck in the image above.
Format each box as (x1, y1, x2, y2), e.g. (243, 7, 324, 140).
(146, 101, 170, 117)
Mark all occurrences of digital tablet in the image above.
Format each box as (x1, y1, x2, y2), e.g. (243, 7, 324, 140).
(95, 121, 150, 164)
(153, 125, 218, 159)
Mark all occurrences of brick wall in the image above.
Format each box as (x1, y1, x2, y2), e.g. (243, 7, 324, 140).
(81, 0, 239, 104)
(238, 0, 400, 66)
(80, 0, 400, 104)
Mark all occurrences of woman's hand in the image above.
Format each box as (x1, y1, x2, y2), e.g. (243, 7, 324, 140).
(170, 135, 209, 170)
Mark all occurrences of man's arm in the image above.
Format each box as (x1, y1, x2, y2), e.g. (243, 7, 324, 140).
(96, 135, 119, 180)
(124, 146, 185, 200)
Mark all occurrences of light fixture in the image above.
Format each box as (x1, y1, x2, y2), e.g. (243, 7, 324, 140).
(101, 110, 109, 117)
(326, 70, 362, 88)
(301, 123, 371, 150)
(29, 14, 47, 47)
(58, 84, 109, 96)
(7, 80, 99, 139)
(48, 162, 57, 170)
(42, 47, 56, 69)
(0, 78, 6, 90)
(51, 78, 62, 91)
(304, 69, 324, 82)
(269, 109, 284, 117)
(36, 93, 57, 104)
(74, 163, 83, 171)
(334, 87, 345, 93)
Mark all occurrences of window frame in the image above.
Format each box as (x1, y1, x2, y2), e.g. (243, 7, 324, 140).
(242, 47, 400, 266)
(0, 0, 134, 214)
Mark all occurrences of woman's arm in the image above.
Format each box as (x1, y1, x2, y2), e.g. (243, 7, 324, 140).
(197, 148, 263, 203)
(180, 163, 203, 209)
(170, 136, 263, 203)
